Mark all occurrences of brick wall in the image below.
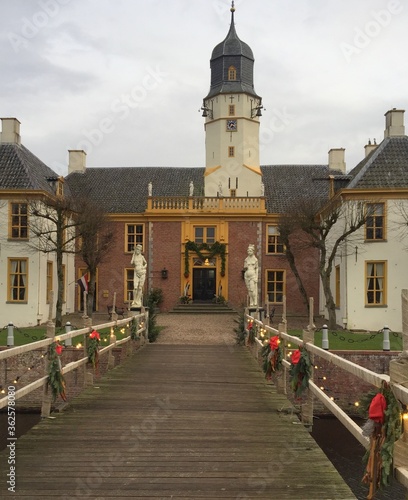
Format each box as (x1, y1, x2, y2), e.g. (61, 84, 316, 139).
(249, 345, 399, 416)
(0, 340, 142, 411)
(150, 221, 182, 312)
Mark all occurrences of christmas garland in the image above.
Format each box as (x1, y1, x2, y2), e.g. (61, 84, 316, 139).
(289, 348, 312, 398)
(361, 382, 402, 495)
(184, 240, 226, 277)
(261, 335, 283, 379)
(47, 341, 67, 402)
(247, 320, 256, 345)
(87, 330, 100, 368)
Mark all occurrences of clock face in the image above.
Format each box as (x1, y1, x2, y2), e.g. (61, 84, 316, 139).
(226, 119, 237, 131)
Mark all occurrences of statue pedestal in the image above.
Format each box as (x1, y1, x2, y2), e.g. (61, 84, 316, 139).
(248, 307, 264, 321)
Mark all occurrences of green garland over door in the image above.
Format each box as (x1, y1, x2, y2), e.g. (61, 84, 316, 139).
(184, 240, 226, 277)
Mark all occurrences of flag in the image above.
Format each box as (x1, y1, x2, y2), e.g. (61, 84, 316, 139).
(77, 274, 88, 293)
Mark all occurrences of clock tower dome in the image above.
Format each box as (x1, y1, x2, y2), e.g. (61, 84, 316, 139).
(202, 2, 263, 197)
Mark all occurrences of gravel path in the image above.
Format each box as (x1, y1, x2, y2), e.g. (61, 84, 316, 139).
(155, 313, 238, 345)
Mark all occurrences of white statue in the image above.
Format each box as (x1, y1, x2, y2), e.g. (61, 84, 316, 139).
(148, 182, 152, 196)
(244, 244, 258, 307)
(260, 181, 265, 196)
(131, 244, 147, 308)
(218, 181, 223, 197)
(189, 181, 194, 197)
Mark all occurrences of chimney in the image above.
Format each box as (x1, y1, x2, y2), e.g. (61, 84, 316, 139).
(68, 150, 87, 174)
(384, 108, 405, 138)
(364, 139, 378, 157)
(0, 118, 21, 144)
(328, 148, 346, 174)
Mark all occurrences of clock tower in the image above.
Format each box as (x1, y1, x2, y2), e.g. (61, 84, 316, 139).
(202, 2, 263, 197)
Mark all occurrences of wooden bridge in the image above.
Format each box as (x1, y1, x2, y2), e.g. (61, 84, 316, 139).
(0, 343, 356, 498)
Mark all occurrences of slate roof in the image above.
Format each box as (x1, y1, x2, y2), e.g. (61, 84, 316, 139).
(211, 11, 254, 61)
(65, 167, 205, 214)
(0, 143, 62, 193)
(261, 165, 336, 213)
(66, 164, 339, 215)
(347, 136, 408, 189)
(204, 9, 260, 100)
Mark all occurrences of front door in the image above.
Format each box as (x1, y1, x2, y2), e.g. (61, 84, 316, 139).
(193, 268, 216, 302)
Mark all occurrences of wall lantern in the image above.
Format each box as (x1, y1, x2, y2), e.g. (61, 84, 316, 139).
(161, 268, 168, 279)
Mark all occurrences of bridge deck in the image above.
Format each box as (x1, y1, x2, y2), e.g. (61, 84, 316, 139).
(1, 343, 356, 499)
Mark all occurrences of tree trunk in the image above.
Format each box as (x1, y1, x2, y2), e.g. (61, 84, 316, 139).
(55, 248, 64, 327)
(321, 270, 337, 329)
(284, 243, 310, 314)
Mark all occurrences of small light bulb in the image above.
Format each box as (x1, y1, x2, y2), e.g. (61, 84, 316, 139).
(354, 402, 360, 407)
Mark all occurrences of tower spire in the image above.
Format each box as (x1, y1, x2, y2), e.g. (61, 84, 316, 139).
(230, 1, 235, 24)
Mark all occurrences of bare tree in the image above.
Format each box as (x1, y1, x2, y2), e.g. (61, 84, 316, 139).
(28, 195, 78, 326)
(279, 196, 371, 329)
(75, 198, 115, 318)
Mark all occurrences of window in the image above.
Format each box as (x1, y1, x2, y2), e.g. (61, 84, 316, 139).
(335, 265, 340, 308)
(46, 261, 53, 304)
(228, 146, 235, 157)
(8, 258, 28, 302)
(267, 226, 284, 254)
(126, 224, 144, 252)
(10, 202, 28, 239)
(366, 261, 386, 306)
(365, 203, 385, 240)
(230, 189, 236, 197)
(266, 270, 285, 303)
(125, 269, 134, 303)
(229, 104, 235, 116)
(228, 65, 236, 80)
(194, 226, 216, 244)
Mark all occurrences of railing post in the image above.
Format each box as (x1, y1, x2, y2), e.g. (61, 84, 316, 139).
(145, 309, 149, 342)
(322, 324, 329, 350)
(7, 322, 14, 347)
(41, 291, 55, 418)
(301, 297, 315, 430)
(382, 325, 390, 351)
(65, 322, 72, 347)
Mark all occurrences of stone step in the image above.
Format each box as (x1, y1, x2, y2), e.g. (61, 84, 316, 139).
(170, 303, 237, 314)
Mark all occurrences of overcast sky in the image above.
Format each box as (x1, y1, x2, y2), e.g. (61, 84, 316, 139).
(1, 0, 407, 175)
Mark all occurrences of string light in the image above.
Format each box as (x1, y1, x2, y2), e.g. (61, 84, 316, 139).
(76, 343, 82, 349)
(354, 401, 360, 407)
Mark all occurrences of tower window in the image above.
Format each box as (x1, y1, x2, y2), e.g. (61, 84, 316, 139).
(228, 65, 237, 81)
(230, 189, 236, 197)
(229, 105, 235, 116)
(228, 146, 235, 157)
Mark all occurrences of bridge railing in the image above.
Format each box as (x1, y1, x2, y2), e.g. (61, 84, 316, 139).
(0, 312, 148, 414)
(245, 294, 408, 492)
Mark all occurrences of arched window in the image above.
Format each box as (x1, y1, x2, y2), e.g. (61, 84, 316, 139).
(228, 65, 237, 81)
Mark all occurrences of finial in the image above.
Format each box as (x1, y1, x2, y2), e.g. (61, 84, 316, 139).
(231, 1, 235, 13)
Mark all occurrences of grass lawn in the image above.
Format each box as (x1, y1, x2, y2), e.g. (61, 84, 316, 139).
(285, 328, 403, 351)
(1, 323, 404, 351)
(0, 324, 131, 348)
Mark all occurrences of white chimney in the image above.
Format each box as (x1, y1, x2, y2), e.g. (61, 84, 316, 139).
(0, 118, 21, 144)
(384, 108, 405, 138)
(68, 150, 87, 174)
(364, 139, 378, 157)
(328, 148, 346, 174)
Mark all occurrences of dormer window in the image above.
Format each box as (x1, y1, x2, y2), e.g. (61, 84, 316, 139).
(228, 65, 237, 81)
